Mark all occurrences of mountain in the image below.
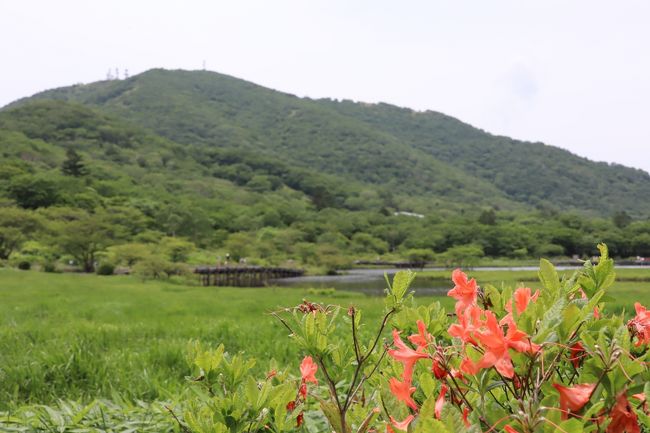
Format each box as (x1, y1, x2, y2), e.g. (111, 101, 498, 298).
(2, 69, 650, 270)
(9, 68, 650, 216)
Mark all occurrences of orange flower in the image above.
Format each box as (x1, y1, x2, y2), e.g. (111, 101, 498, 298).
(448, 305, 482, 346)
(435, 384, 448, 419)
(569, 342, 586, 369)
(462, 406, 470, 427)
(389, 415, 414, 431)
(606, 392, 640, 433)
(388, 329, 429, 382)
(408, 320, 433, 349)
(448, 269, 478, 313)
(389, 377, 418, 411)
(473, 312, 538, 378)
(300, 356, 318, 384)
(552, 383, 595, 419)
(474, 312, 514, 377)
(628, 302, 650, 346)
(501, 316, 541, 354)
(431, 355, 447, 379)
(513, 287, 539, 314)
(504, 426, 520, 433)
(459, 356, 478, 375)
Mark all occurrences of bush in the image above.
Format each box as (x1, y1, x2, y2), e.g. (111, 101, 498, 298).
(537, 242, 565, 257)
(96, 263, 115, 275)
(17, 261, 31, 270)
(181, 244, 650, 433)
(42, 261, 58, 273)
(132, 254, 186, 280)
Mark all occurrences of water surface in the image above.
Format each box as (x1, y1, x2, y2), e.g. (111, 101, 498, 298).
(272, 265, 645, 296)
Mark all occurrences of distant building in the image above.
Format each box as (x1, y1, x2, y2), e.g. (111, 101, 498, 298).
(393, 211, 424, 219)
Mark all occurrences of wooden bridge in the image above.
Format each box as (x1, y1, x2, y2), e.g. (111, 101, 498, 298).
(194, 266, 305, 287)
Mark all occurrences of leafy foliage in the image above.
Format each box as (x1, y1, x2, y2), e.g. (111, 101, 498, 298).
(176, 245, 650, 433)
(15, 68, 650, 216)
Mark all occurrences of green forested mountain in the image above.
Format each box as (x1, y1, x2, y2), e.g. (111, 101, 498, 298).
(1, 69, 649, 273)
(12, 68, 650, 216)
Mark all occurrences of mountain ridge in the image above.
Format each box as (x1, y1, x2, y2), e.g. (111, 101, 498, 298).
(5, 68, 650, 216)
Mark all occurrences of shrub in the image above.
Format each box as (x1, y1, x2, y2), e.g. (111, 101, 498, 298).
(179, 244, 650, 433)
(132, 254, 187, 280)
(42, 261, 58, 273)
(96, 263, 115, 276)
(17, 261, 30, 270)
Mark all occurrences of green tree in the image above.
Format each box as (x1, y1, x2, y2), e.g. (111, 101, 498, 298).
(61, 148, 88, 177)
(0, 207, 43, 259)
(8, 175, 60, 209)
(478, 208, 497, 225)
(160, 237, 195, 262)
(403, 248, 435, 264)
(613, 210, 633, 228)
(108, 243, 152, 266)
(56, 213, 115, 272)
(439, 243, 484, 268)
(224, 232, 254, 262)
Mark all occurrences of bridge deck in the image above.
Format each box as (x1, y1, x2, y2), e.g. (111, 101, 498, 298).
(194, 266, 305, 287)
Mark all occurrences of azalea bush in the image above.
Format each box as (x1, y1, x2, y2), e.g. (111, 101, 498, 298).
(180, 244, 650, 433)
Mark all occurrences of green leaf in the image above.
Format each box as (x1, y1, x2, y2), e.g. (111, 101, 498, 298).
(535, 296, 567, 342)
(391, 270, 416, 301)
(559, 304, 583, 340)
(356, 408, 380, 433)
(558, 418, 583, 433)
(71, 399, 97, 424)
(414, 417, 450, 433)
(440, 404, 467, 433)
(419, 372, 436, 398)
(318, 397, 345, 433)
(244, 377, 258, 406)
(483, 284, 502, 313)
(538, 258, 561, 299)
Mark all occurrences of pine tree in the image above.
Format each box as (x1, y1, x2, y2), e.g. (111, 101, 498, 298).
(61, 149, 88, 177)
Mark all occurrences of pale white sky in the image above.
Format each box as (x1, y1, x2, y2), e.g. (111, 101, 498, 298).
(1, 1, 649, 172)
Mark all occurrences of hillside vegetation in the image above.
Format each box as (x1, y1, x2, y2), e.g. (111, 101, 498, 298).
(19, 68, 650, 215)
(1, 69, 649, 272)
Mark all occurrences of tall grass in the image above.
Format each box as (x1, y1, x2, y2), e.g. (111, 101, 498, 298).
(1, 267, 648, 409)
(0, 269, 396, 408)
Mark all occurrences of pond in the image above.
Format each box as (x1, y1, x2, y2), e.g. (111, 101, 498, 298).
(272, 265, 645, 296)
(273, 268, 448, 296)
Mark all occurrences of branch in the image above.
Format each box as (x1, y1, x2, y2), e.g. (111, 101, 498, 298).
(164, 405, 191, 433)
(361, 308, 395, 363)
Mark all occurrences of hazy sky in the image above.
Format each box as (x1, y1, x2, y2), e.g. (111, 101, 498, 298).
(1, 1, 649, 172)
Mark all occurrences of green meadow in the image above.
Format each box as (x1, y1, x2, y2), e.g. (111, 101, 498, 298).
(1, 266, 649, 411)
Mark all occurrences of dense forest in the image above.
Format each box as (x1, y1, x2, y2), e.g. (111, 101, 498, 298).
(1, 69, 649, 275)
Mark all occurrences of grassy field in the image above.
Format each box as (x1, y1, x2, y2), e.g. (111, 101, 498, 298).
(0, 269, 421, 409)
(1, 266, 648, 411)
